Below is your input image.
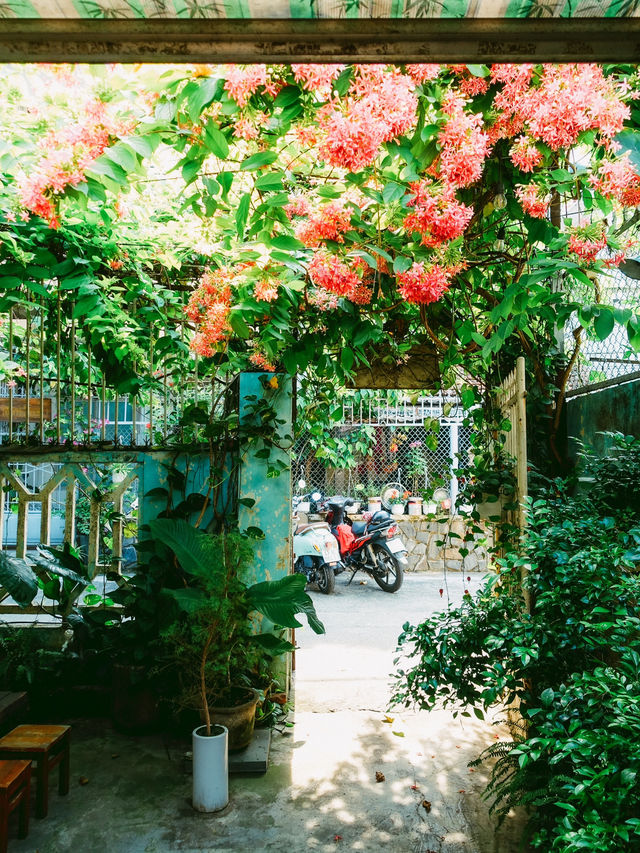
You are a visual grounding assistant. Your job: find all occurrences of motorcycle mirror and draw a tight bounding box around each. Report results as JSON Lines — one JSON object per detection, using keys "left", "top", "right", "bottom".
{"left": 311, "top": 491, "right": 322, "bottom": 502}
{"left": 298, "top": 479, "right": 306, "bottom": 490}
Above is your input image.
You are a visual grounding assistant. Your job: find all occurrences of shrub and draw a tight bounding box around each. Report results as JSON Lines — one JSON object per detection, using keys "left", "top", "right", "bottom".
{"left": 392, "top": 435, "right": 640, "bottom": 850}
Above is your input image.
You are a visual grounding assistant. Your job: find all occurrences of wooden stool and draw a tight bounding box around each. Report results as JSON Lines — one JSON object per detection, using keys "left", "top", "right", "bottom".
{"left": 0, "top": 760, "right": 31, "bottom": 853}
{"left": 0, "top": 726, "right": 70, "bottom": 819}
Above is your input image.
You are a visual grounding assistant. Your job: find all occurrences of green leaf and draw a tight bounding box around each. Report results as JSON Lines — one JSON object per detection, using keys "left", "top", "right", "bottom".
{"left": 540, "top": 687, "right": 555, "bottom": 706}
{"left": 164, "top": 587, "right": 207, "bottom": 614}
{"left": 0, "top": 552, "right": 38, "bottom": 607}
{"left": 393, "top": 256, "right": 412, "bottom": 274}
{"left": 236, "top": 193, "right": 251, "bottom": 237}
{"left": 274, "top": 85, "right": 301, "bottom": 108}
{"left": 241, "top": 151, "right": 278, "bottom": 171}
{"left": 341, "top": 347, "right": 354, "bottom": 371}
{"left": 72, "top": 294, "right": 100, "bottom": 319}
{"left": 593, "top": 308, "right": 615, "bottom": 341}
{"left": 203, "top": 122, "right": 229, "bottom": 159}
{"left": 147, "top": 518, "right": 223, "bottom": 581}
{"left": 466, "top": 64, "right": 489, "bottom": 77}
{"left": 247, "top": 574, "right": 325, "bottom": 634}
{"left": 229, "top": 312, "right": 251, "bottom": 338}
{"left": 188, "top": 76, "right": 222, "bottom": 122}
{"left": 269, "top": 235, "right": 304, "bottom": 251}
{"left": 250, "top": 632, "right": 296, "bottom": 655}
{"left": 182, "top": 158, "right": 202, "bottom": 186}
{"left": 255, "top": 172, "right": 283, "bottom": 192}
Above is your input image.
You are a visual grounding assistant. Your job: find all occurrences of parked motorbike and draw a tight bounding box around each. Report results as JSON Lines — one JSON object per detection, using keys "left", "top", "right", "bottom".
{"left": 292, "top": 491, "right": 343, "bottom": 594}
{"left": 324, "top": 495, "right": 407, "bottom": 593}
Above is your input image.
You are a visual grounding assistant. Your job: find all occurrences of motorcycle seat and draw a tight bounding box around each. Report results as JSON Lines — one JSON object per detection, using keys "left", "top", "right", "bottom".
{"left": 295, "top": 521, "right": 330, "bottom": 535}
{"left": 351, "top": 521, "right": 367, "bottom": 536}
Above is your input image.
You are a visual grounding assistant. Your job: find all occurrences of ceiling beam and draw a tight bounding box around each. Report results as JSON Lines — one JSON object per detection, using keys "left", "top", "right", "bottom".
{"left": 0, "top": 18, "right": 639, "bottom": 64}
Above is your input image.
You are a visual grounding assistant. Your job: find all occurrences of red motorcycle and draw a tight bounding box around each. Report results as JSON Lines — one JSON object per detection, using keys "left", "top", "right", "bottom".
{"left": 323, "top": 495, "right": 407, "bottom": 593}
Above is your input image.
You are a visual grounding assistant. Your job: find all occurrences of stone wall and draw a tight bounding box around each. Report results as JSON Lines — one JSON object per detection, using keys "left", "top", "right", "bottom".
{"left": 392, "top": 514, "right": 492, "bottom": 573}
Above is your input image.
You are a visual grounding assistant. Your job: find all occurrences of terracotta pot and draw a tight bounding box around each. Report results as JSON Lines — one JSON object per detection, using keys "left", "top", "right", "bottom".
{"left": 209, "top": 688, "right": 260, "bottom": 752}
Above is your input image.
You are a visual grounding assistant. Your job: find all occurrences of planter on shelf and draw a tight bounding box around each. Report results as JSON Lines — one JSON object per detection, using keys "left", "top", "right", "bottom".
{"left": 423, "top": 501, "right": 438, "bottom": 515}
{"left": 209, "top": 687, "right": 260, "bottom": 752}
{"left": 348, "top": 501, "right": 361, "bottom": 514}
{"left": 407, "top": 498, "right": 422, "bottom": 517}
{"left": 192, "top": 724, "right": 228, "bottom": 813}
{"left": 475, "top": 494, "right": 506, "bottom": 520}
{"left": 367, "top": 497, "right": 382, "bottom": 513}
{"left": 391, "top": 504, "right": 405, "bottom": 516}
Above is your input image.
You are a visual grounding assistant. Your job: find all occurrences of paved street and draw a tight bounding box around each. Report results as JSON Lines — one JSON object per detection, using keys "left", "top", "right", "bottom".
{"left": 296, "top": 571, "right": 486, "bottom": 712}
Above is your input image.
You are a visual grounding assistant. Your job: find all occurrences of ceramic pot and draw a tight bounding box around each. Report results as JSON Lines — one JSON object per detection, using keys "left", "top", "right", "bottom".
{"left": 210, "top": 688, "right": 260, "bottom": 752}
{"left": 367, "top": 497, "right": 382, "bottom": 513}
{"left": 192, "top": 724, "right": 228, "bottom": 813}
{"left": 391, "top": 504, "right": 404, "bottom": 516}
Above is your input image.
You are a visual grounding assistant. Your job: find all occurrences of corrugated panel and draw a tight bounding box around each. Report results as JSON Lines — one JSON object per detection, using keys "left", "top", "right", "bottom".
{"left": 2, "top": 0, "right": 639, "bottom": 18}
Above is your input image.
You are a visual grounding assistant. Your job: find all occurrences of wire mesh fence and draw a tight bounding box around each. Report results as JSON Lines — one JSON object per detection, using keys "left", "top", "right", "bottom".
{"left": 566, "top": 266, "right": 640, "bottom": 391}
{"left": 293, "top": 390, "right": 471, "bottom": 503}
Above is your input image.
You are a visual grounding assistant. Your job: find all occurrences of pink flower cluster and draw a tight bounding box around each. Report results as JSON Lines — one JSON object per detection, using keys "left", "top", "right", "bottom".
{"left": 233, "top": 112, "right": 268, "bottom": 141}
{"left": 438, "top": 94, "right": 490, "bottom": 189}
{"left": 254, "top": 277, "right": 279, "bottom": 302}
{"left": 591, "top": 155, "right": 640, "bottom": 207}
{"left": 568, "top": 227, "right": 608, "bottom": 262}
{"left": 308, "top": 251, "right": 361, "bottom": 297}
{"left": 396, "top": 262, "right": 453, "bottom": 305}
{"left": 292, "top": 64, "right": 345, "bottom": 96}
{"left": 19, "top": 100, "right": 132, "bottom": 228}
{"left": 515, "top": 183, "right": 550, "bottom": 219}
{"left": 284, "top": 195, "right": 312, "bottom": 219}
{"left": 318, "top": 66, "right": 418, "bottom": 172}
{"left": 405, "top": 64, "right": 441, "bottom": 84}
{"left": 249, "top": 350, "right": 276, "bottom": 371}
{"left": 186, "top": 267, "right": 234, "bottom": 356}
{"left": 510, "top": 135, "right": 543, "bottom": 173}
{"left": 224, "top": 65, "right": 268, "bottom": 108}
{"left": 404, "top": 180, "right": 473, "bottom": 247}
{"left": 295, "top": 200, "right": 352, "bottom": 248}
{"left": 491, "top": 64, "right": 629, "bottom": 151}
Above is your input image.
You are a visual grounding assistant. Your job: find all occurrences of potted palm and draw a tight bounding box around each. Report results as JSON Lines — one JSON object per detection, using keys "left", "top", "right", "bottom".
{"left": 147, "top": 518, "right": 324, "bottom": 813}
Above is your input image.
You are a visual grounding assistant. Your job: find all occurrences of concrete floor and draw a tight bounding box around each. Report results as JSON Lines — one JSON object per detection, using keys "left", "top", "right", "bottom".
{"left": 7, "top": 573, "right": 528, "bottom": 853}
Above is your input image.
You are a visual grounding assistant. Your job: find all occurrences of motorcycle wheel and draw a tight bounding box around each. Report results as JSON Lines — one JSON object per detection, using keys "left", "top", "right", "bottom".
{"left": 316, "top": 564, "right": 336, "bottom": 595}
{"left": 370, "top": 544, "right": 403, "bottom": 593}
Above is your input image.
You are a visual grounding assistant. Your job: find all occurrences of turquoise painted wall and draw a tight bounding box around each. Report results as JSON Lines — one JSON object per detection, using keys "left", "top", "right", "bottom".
{"left": 237, "top": 373, "right": 292, "bottom": 587}
{"left": 566, "top": 377, "right": 640, "bottom": 458}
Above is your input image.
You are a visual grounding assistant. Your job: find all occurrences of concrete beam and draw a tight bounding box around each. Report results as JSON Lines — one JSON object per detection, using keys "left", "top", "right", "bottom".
{"left": 0, "top": 18, "right": 639, "bottom": 64}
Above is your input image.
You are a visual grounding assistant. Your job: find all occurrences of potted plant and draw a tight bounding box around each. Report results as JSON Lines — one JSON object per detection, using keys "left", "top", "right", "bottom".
{"left": 456, "top": 450, "right": 517, "bottom": 521}
{"left": 421, "top": 475, "right": 448, "bottom": 515}
{"left": 146, "top": 518, "right": 324, "bottom": 813}
{"left": 388, "top": 489, "right": 406, "bottom": 516}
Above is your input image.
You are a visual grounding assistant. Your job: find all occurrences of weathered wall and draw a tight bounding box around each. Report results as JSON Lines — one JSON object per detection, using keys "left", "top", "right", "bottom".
{"left": 237, "top": 373, "right": 292, "bottom": 587}
{"left": 566, "top": 375, "right": 640, "bottom": 458}
{"left": 396, "top": 515, "right": 492, "bottom": 573}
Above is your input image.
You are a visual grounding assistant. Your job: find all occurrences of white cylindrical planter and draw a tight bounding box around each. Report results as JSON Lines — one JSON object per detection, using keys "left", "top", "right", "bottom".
{"left": 368, "top": 497, "right": 382, "bottom": 513}
{"left": 391, "top": 504, "right": 404, "bottom": 516}
{"left": 192, "top": 725, "right": 228, "bottom": 813}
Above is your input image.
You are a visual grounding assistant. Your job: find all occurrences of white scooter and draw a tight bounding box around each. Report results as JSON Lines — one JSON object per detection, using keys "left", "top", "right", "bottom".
{"left": 293, "top": 489, "right": 343, "bottom": 594}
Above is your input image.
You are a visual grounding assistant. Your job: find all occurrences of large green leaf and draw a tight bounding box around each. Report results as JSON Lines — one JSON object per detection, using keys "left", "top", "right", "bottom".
{"left": 147, "top": 518, "right": 221, "bottom": 581}
{"left": 251, "top": 632, "right": 296, "bottom": 655}
{"left": 247, "top": 574, "right": 325, "bottom": 634}
{"left": 164, "top": 587, "right": 208, "bottom": 614}
{"left": 0, "top": 552, "right": 38, "bottom": 607}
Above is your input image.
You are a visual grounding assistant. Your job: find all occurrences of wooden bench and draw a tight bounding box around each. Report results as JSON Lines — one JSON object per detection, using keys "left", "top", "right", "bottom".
{"left": 0, "top": 725, "right": 70, "bottom": 819}
{"left": 0, "top": 694, "right": 28, "bottom": 734}
{"left": 0, "top": 760, "right": 31, "bottom": 853}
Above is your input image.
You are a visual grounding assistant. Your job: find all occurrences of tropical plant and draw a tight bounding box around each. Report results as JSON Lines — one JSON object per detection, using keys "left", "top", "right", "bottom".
{"left": 148, "top": 518, "right": 324, "bottom": 735}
